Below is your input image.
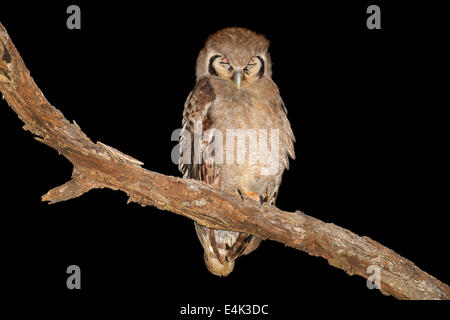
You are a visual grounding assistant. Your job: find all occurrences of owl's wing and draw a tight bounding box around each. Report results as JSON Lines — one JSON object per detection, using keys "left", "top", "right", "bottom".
{"left": 179, "top": 77, "right": 230, "bottom": 263}
{"left": 277, "top": 96, "right": 296, "bottom": 169}
{"left": 179, "top": 77, "right": 219, "bottom": 185}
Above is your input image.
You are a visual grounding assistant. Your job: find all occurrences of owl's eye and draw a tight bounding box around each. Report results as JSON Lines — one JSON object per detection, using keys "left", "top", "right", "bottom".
{"left": 219, "top": 57, "right": 232, "bottom": 70}
{"left": 244, "top": 57, "right": 258, "bottom": 73}
{"left": 247, "top": 58, "right": 256, "bottom": 66}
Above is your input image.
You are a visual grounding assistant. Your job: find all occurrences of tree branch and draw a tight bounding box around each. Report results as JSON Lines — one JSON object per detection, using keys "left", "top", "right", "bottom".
{"left": 0, "top": 22, "right": 448, "bottom": 300}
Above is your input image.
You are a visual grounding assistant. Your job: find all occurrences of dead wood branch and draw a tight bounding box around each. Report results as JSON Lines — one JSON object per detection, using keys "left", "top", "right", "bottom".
{"left": 0, "top": 22, "right": 448, "bottom": 300}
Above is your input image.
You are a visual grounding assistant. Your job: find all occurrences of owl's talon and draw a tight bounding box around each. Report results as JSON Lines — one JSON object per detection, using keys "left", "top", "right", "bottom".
{"left": 258, "top": 195, "right": 265, "bottom": 208}
{"left": 236, "top": 189, "right": 245, "bottom": 201}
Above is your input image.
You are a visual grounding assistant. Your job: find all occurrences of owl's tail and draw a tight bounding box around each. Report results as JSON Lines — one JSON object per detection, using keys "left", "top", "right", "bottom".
{"left": 204, "top": 251, "right": 235, "bottom": 277}
{"left": 195, "top": 223, "right": 235, "bottom": 276}
{"left": 195, "top": 223, "right": 262, "bottom": 276}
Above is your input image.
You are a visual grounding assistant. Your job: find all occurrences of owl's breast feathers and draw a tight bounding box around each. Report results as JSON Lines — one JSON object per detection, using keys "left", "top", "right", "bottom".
{"left": 180, "top": 76, "right": 295, "bottom": 181}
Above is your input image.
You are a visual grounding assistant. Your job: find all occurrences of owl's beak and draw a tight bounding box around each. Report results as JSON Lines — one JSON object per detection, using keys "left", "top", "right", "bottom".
{"left": 233, "top": 70, "right": 242, "bottom": 90}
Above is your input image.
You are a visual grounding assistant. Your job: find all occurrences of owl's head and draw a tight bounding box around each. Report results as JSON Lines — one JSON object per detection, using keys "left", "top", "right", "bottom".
{"left": 196, "top": 27, "right": 272, "bottom": 89}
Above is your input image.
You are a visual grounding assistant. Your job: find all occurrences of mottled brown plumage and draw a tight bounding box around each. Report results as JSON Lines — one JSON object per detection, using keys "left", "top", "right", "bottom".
{"left": 179, "top": 27, "right": 295, "bottom": 276}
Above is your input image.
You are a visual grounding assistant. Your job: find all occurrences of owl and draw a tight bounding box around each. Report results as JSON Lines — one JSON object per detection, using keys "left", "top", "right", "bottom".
{"left": 179, "top": 27, "right": 295, "bottom": 276}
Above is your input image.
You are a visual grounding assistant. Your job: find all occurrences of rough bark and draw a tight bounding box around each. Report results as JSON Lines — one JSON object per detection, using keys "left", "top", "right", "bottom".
{"left": 0, "top": 22, "right": 448, "bottom": 300}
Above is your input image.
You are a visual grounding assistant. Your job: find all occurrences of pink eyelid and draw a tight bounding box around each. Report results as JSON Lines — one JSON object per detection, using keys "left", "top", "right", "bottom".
{"left": 220, "top": 57, "right": 229, "bottom": 63}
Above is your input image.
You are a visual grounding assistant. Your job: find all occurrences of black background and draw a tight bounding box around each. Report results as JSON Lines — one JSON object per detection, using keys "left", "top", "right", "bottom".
{"left": 0, "top": 0, "right": 448, "bottom": 316}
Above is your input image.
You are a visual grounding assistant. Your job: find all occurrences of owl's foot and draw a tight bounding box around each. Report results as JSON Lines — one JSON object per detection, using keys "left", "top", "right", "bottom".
{"left": 236, "top": 189, "right": 245, "bottom": 201}
{"left": 258, "top": 195, "right": 267, "bottom": 208}
{"left": 236, "top": 189, "right": 264, "bottom": 207}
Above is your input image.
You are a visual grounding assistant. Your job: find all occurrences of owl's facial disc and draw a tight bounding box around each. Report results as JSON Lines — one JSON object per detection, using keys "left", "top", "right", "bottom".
{"left": 209, "top": 54, "right": 264, "bottom": 89}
